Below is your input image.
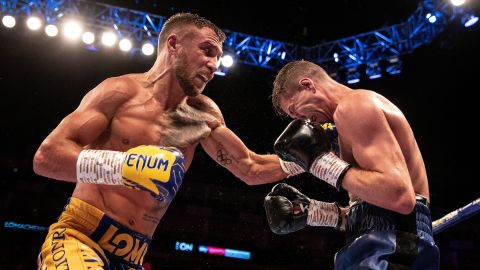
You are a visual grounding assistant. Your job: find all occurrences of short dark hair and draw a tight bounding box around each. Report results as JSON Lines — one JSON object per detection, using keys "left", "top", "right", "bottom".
{"left": 272, "top": 60, "right": 328, "bottom": 116}
{"left": 158, "top": 13, "right": 226, "bottom": 50}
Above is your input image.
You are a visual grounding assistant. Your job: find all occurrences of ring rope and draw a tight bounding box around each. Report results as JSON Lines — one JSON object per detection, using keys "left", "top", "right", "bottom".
{"left": 432, "top": 198, "right": 480, "bottom": 235}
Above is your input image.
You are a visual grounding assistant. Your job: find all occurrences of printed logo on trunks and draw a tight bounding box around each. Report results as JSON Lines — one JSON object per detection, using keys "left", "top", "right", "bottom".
{"left": 50, "top": 228, "right": 70, "bottom": 269}
{"left": 98, "top": 224, "right": 149, "bottom": 265}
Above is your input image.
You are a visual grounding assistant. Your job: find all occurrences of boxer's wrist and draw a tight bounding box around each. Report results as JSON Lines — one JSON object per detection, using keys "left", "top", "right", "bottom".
{"left": 76, "top": 149, "right": 126, "bottom": 185}
{"left": 279, "top": 158, "right": 305, "bottom": 177}
{"left": 309, "top": 152, "right": 351, "bottom": 190}
{"left": 306, "top": 200, "right": 342, "bottom": 229}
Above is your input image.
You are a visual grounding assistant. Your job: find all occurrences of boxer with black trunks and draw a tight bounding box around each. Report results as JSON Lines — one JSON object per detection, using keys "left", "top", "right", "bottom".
{"left": 264, "top": 60, "right": 440, "bottom": 269}
{"left": 33, "top": 13, "right": 291, "bottom": 269}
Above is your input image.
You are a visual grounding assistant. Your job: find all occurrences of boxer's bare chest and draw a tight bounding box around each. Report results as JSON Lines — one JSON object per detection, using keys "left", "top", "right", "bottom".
{"left": 96, "top": 96, "right": 214, "bottom": 168}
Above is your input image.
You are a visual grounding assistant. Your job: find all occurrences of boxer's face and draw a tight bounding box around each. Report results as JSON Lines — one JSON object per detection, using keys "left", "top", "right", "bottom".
{"left": 279, "top": 88, "right": 328, "bottom": 123}
{"left": 174, "top": 27, "right": 222, "bottom": 96}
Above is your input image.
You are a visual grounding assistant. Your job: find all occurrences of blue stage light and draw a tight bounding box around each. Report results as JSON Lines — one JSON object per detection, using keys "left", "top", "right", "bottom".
{"left": 346, "top": 67, "right": 360, "bottom": 84}
{"left": 386, "top": 57, "right": 402, "bottom": 75}
{"left": 426, "top": 13, "right": 437, "bottom": 23}
{"left": 366, "top": 62, "right": 382, "bottom": 79}
{"left": 462, "top": 14, "right": 478, "bottom": 28}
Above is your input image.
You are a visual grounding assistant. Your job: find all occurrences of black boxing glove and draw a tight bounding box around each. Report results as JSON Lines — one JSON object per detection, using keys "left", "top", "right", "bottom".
{"left": 274, "top": 119, "right": 351, "bottom": 190}
{"left": 264, "top": 183, "right": 342, "bottom": 235}
{"left": 277, "top": 122, "right": 340, "bottom": 177}
{"left": 264, "top": 183, "right": 310, "bottom": 234}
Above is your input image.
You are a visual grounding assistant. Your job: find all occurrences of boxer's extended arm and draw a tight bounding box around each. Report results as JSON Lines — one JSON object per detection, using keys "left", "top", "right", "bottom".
{"left": 201, "top": 125, "right": 287, "bottom": 185}
{"left": 33, "top": 77, "right": 132, "bottom": 182}
{"left": 336, "top": 98, "right": 416, "bottom": 214}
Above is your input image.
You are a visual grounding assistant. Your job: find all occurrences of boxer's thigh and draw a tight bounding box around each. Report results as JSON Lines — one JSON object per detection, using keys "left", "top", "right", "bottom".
{"left": 38, "top": 226, "right": 108, "bottom": 270}
{"left": 334, "top": 231, "right": 396, "bottom": 270}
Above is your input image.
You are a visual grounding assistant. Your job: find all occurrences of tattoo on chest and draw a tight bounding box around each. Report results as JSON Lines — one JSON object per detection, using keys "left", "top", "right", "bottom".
{"left": 142, "top": 214, "right": 160, "bottom": 224}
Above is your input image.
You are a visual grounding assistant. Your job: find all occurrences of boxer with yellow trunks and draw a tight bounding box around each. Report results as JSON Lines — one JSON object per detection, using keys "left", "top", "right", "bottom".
{"left": 38, "top": 197, "right": 151, "bottom": 269}
{"left": 38, "top": 145, "right": 185, "bottom": 270}
{"left": 33, "top": 13, "right": 293, "bottom": 270}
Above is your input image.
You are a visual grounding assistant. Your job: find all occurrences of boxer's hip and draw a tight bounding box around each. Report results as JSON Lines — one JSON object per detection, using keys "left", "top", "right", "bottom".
{"left": 41, "top": 197, "right": 151, "bottom": 269}
{"left": 334, "top": 195, "right": 439, "bottom": 270}
{"left": 346, "top": 195, "right": 434, "bottom": 243}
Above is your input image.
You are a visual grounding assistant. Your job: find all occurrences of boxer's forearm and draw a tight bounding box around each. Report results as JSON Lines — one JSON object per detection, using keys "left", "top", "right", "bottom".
{"left": 202, "top": 125, "right": 288, "bottom": 185}
{"left": 341, "top": 167, "right": 416, "bottom": 215}
{"left": 241, "top": 153, "right": 289, "bottom": 185}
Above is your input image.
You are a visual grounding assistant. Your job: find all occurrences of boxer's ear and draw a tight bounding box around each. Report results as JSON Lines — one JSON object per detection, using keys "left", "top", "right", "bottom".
{"left": 299, "top": 78, "right": 315, "bottom": 92}
{"left": 167, "top": 34, "right": 178, "bottom": 53}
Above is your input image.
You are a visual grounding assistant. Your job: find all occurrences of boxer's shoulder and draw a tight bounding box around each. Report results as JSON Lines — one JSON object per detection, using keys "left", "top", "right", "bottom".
{"left": 186, "top": 94, "right": 219, "bottom": 111}
{"left": 83, "top": 75, "right": 139, "bottom": 109}
{"left": 186, "top": 95, "right": 224, "bottom": 124}
{"left": 334, "top": 92, "right": 379, "bottom": 126}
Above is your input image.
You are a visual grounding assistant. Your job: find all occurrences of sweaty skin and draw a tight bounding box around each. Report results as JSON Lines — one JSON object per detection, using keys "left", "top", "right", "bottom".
{"left": 335, "top": 90, "right": 429, "bottom": 210}
{"left": 34, "top": 26, "right": 286, "bottom": 237}
{"left": 73, "top": 75, "right": 220, "bottom": 236}
{"left": 280, "top": 85, "right": 429, "bottom": 214}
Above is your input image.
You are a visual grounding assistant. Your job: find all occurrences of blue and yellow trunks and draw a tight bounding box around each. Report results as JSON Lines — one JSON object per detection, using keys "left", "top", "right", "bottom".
{"left": 38, "top": 197, "right": 151, "bottom": 270}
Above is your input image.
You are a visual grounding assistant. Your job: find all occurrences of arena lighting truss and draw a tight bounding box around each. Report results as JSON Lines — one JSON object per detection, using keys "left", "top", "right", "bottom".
{"left": 0, "top": 0, "right": 477, "bottom": 79}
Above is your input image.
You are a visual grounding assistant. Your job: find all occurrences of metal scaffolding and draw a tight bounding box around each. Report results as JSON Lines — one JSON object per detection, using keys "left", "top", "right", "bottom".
{"left": 0, "top": 0, "right": 473, "bottom": 75}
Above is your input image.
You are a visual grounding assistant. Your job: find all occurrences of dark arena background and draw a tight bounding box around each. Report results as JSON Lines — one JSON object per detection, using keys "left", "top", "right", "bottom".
{"left": 1, "top": 0, "right": 479, "bottom": 269}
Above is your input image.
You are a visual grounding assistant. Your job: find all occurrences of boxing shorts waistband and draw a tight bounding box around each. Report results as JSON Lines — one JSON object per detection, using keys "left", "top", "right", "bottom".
{"left": 60, "top": 197, "right": 151, "bottom": 268}
{"left": 346, "top": 195, "right": 434, "bottom": 244}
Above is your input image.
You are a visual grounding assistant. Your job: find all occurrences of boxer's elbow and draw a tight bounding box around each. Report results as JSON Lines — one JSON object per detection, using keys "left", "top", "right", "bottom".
{"left": 378, "top": 170, "right": 415, "bottom": 214}
{"left": 390, "top": 187, "right": 416, "bottom": 215}
{"left": 33, "top": 144, "right": 50, "bottom": 177}
{"left": 396, "top": 197, "right": 416, "bottom": 215}
{"left": 33, "top": 141, "right": 59, "bottom": 177}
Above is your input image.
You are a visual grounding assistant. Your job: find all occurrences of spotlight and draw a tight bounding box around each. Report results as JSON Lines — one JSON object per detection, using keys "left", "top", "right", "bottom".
{"left": 101, "top": 32, "right": 117, "bottom": 46}
{"left": 426, "top": 13, "right": 437, "bottom": 23}
{"left": 2, "top": 15, "right": 16, "bottom": 28}
{"left": 386, "top": 57, "right": 402, "bottom": 75}
{"left": 461, "top": 14, "right": 478, "bottom": 28}
{"left": 365, "top": 62, "right": 382, "bottom": 79}
{"left": 26, "top": 17, "right": 42, "bottom": 31}
{"left": 220, "top": 54, "right": 234, "bottom": 68}
{"left": 141, "top": 42, "right": 155, "bottom": 56}
{"left": 346, "top": 67, "right": 360, "bottom": 84}
{"left": 82, "top": 32, "right": 95, "bottom": 44}
{"left": 215, "top": 55, "right": 233, "bottom": 76}
{"left": 450, "top": 0, "right": 465, "bottom": 6}
{"left": 333, "top": 53, "right": 339, "bottom": 63}
{"left": 63, "top": 21, "right": 82, "bottom": 40}
{"left": 45, "top": 24, "right": 58, "bottom": 37}
{"left": 119, "top": 38, "right": 132, "bottom": 52}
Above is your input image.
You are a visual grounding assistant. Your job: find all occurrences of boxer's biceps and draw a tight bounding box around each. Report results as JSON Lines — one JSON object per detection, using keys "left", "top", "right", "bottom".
{"left": 66, "top": 109, "right": 110, "bottom": 146}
